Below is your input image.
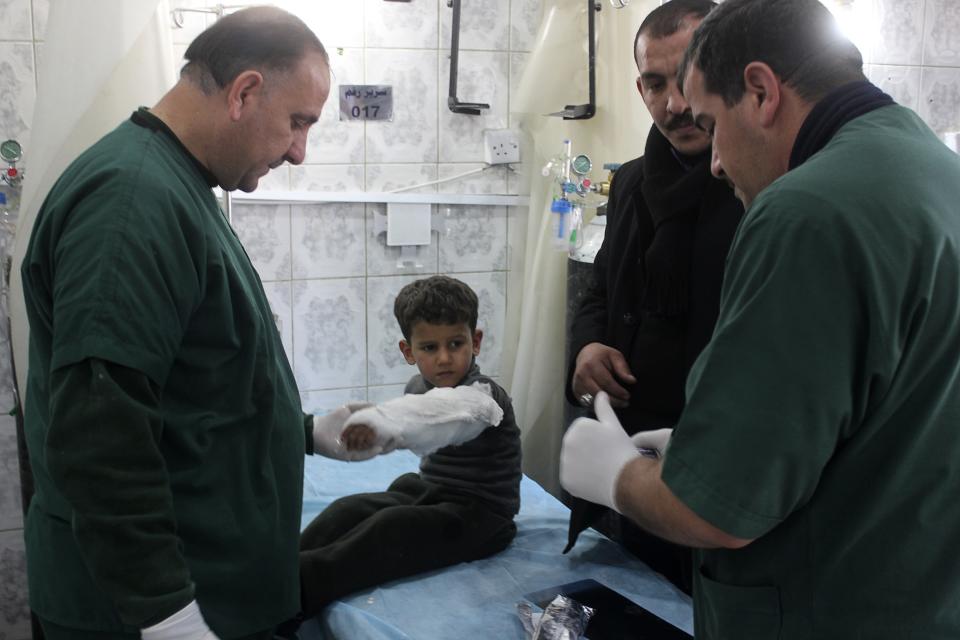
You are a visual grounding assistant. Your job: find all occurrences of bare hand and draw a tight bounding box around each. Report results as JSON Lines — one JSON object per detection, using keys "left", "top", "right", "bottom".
{"left": 572, "top": 342, "right": 636, "bottom": 408}
{"left": 341, "top": 423, "right": 375, "bottom": 451}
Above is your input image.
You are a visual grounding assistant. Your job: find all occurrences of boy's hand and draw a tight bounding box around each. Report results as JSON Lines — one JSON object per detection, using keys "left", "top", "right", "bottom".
{"left": 313, "top": 405, "right": 383, "bottom": 461}
{"left": 341, "top": 423, "right": 375, "bottom": 451}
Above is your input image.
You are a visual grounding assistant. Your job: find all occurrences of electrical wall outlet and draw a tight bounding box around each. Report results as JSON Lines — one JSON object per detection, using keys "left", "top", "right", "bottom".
{"left": 483, "top": 129, "right": 521, "bottom": 165}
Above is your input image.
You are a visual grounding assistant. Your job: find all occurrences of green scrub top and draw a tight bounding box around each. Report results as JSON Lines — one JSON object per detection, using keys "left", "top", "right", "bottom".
{"left": 21, "top": 110, "right": 304, "bottom": 636}
{"left": 662, "top": 106, "right": 960, "bottom": 639}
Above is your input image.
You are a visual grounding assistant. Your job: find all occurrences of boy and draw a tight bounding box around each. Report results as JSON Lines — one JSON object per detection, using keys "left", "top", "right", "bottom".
{"left": 297, "top": 275, "right": 522, "bottom": 617}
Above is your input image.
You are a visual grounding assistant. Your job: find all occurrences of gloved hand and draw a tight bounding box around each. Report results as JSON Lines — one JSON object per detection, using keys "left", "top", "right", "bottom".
{"left": 560, "top": 391, "right": 640, "bottom": 512}
{"left": 141, "top": 600, "right": 220, "bottom": 640}
{"left": 312, "top": 403, "right": 389, "bottom": 461}
{"left": 630, "top": 428, "right": 673, "bottom": 459}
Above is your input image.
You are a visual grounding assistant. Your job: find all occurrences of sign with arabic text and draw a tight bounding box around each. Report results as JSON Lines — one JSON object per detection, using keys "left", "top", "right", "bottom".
{"left": 339, "top": 85, "right": 394, "bottom": 121}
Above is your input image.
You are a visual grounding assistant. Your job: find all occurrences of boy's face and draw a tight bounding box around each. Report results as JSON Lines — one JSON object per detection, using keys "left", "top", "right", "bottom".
{"left": 399, "top": 321, "right": 482, "bottom": 388}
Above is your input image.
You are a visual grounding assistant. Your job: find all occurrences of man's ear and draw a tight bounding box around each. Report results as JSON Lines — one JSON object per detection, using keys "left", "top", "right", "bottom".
{"left": 399, "top": 339, "right": 416, "bottom": 365}
{"left": 226, "top": 70, "right": 265, "bottom": 122}
{"left": 472, "top": 329, "right": 483, "bottom": 356}
{"left": 742, "top": 61, "right": 781, "bottom": 128}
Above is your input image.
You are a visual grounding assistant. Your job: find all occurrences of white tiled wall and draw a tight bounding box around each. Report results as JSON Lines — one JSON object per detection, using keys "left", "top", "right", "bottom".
{"left": 1, "top": 0, "right": 959, "bottom": 635}
{"left": 221, "top": 1, "right": 539, "bottom": 419}
{"left": 863, "top": 0, "right": 960, "bottom": 139}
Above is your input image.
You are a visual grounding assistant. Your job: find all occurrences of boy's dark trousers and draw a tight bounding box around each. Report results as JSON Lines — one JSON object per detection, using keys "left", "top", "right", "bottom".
{"left": 298, "top": 472, "right": 517, "bottom": 617}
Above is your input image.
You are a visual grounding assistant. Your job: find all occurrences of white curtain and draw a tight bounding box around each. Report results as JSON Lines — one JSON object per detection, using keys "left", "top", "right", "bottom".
{"left": 504, "top": 0, "right": 658, "bottom": 496}
{"left": 9, "top": 0, "right": 177, "bottom": 399}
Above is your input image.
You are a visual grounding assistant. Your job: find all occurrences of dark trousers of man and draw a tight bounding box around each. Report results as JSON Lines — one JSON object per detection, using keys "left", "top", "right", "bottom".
{"left": 595, "top": 510, "right": 693, "bottom": 595}
{"left": 298, "top": 472, "right": 517, "bottom": 617}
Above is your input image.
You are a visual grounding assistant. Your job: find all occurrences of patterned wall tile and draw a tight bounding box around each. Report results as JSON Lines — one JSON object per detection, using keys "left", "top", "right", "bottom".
{"left": 255, "top": 165, "right": 291, "bottom": 192}
{"left": 439, "top": 51, "right": 510, "bottom": 163}
{"left": 263, "top": 280, "right": 294, "bottom": 366}
{"left": 276, "top": 0, "right": 364, "bottom": 49}
{"left": 0, "top": 415, "right": 22, "bottom": 531}
{"left": 366, "top": 275, "right": 421, "bottom": 386}
{"left": 440, "top": 0, "right": 509, "bottom": 51}
{"left": 872, "top": 0, "right": 925, "bottom": 65}
{"left": 301, "top": 387, "right": 368, "bottom": 416}
{"left": 291, "top": 278, "right": 367, "bottom": 391}
{"left": 438, "top": 163, "right": 508, "bottom": 195}
{"left": 919, "top": 67, "right": 960, "bottom": 137}
{"left": 510, "top": 0, "right": 542, "bottom": 52}
{"left": 455, "top": 271, "right": 507, "bottom": 377}
{"left": 0, "top": 284, "right": 15, "bottom": 412}
{"left": 0, "top": 0, "right": 31, "bottom": 40}
{"left": 867, "top": 64, "right": 922, "bottom": 111}
{"left": 365, "top": 0, "right": 438, "bottom": 49}
{"left": 366, "top": 163, "right": 437, "bottom": 194}
{"left": 231, "top": 203, "right": 292, "bottom": 281}
{"left": 0, "top": 43, "right": 35, "bottom": 145}
{"left": 509, "top": 52, "right": 530, "bottom": 129}
{"left": 365, "top": 201, "right": 439, "bottom": 277}
{"left": 30, "top": 0, "right": 47, "bottom": 40}
{"left": 365, "top": 49, "right": 439, "bottom": 163}
{"left": 292, "top": 203, "right": 366, "bottom": 279}
{"left": 305, "top": 47, "right": 365, "bottom": 165}
{"left": 367, "top": 383, "right": 407, "bottom": 404}
{"left": 924, "top": 0, "right": 960, "bottom": 67}
{"left": 506, "top": 161, "right": 529, "bottom": 196}
{"left": 291, "top": 164, "right": 365, "bottom": 192}
{"left": 438, "top": 204, "right": 508, "bottom": 273}
{"left": 0, "top": 529, "right": 30, "bottom": 639}
{"left": 505, "top": 205, "right": 523, "bottom": 271}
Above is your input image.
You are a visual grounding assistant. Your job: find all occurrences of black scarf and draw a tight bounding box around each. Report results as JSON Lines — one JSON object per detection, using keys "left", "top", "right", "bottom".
{"left": 637, "top": 125, "right": 712, "bottom": 318}
{"left": 789, "top": 80, "right": 894, "bottom": 170}
{"left": 563, "top": 127, "right": 744, "bottom": 559}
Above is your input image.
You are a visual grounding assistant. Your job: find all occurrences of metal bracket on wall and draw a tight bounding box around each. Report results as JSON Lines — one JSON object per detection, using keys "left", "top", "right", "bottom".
{"left": 549, "top": 0, "right": 600, "bottom": 120}
{"left": 446, "top": 0, "right": 490, "bottom": 115}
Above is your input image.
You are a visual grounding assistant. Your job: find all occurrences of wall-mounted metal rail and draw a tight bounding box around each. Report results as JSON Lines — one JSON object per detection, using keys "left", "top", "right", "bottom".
{"left": 549, "top": 0, "right": 599, "bottom": 120}
{"left": 447, "top": 0, "right": 490, "bottom": 115}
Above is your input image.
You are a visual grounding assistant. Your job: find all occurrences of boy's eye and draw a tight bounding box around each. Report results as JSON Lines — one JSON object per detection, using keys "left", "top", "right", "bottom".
{"left": 449, "top": 340, "right": 464, "bottom": 349}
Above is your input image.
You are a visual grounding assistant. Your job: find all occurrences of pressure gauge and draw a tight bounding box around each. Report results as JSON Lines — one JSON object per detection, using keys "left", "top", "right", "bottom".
{"left": 571, "top": 153, "right": 593, "bottom": 176}
{"left": 0, "top": 140, "right": 22, "bottom": 163}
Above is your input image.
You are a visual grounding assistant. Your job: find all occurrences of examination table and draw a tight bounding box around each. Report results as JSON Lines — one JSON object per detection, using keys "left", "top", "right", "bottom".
{"left": 297, "top": 451, "right": 694, "bottom": 639}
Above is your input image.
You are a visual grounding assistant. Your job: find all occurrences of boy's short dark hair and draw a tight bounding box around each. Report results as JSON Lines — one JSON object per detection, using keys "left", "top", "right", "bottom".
{"left": 182, "top": 6, "right": 329, "bottom": 94}
{"left": 393, "top": 276, "right": 479, "bottom": 341}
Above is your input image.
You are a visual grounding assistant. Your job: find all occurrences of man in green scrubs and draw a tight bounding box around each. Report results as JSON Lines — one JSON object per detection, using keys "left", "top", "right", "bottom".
{"left": 560, "top": 0, "right": 960, "bottom": 638}
{"left": 20, "top": 7, "right": 367, "bottom": 640}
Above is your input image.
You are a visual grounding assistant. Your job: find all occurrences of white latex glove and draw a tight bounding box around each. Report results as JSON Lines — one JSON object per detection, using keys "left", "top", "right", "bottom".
{"left": 141, "top": 600, "right": 220, "bottom": 640}
{"left": 630, "top": 428, "right": 673, "bottom": 459}
{"left": 560, "top": 391, "right": 640, "bottom": 512}
{"left": 312, "top": 403, "right": 389, "bottom": 461}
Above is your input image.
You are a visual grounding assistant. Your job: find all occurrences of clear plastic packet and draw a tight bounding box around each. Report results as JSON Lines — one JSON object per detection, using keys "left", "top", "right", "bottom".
{"left": 517, "top": 594, "right": 595, "bottom": 640}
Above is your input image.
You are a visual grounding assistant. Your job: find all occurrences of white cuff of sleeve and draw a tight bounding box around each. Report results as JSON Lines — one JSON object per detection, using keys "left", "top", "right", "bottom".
{"left": 141, "top": 600, "right": 217, "bottom": 640}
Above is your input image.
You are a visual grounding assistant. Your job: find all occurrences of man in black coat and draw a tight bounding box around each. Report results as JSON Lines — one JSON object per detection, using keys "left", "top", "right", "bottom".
{"left": 564, "top": 0, "right": 743, "bottom": 593}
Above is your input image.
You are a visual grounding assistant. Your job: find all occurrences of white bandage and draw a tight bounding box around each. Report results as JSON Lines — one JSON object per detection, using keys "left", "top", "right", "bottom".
{"left": 343, "top": 382, "right": 504, "bottom": 456}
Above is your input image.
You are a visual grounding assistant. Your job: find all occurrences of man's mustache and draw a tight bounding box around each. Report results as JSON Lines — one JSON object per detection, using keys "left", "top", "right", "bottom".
{"left": 666, "top": 113, "right": 695, "bottom": 131}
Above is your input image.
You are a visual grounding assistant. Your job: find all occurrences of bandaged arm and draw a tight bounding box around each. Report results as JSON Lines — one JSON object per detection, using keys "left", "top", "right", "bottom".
{"left": 343, "top": 382, "right": 504, "bottom": 456}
